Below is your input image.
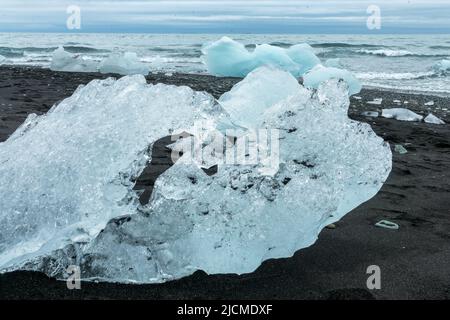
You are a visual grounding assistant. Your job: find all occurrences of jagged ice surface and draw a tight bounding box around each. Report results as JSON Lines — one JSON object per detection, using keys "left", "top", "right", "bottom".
{"left": 50, "top": 46, "right": 98, "bottom": 72}
{"left": 0, "top": 68, "right": 391, "bottom": 283}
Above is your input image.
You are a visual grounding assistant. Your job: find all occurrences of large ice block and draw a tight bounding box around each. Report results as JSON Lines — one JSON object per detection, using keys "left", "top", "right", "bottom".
{"left": 0, "top": 68, "right": 391, "bottom": 283}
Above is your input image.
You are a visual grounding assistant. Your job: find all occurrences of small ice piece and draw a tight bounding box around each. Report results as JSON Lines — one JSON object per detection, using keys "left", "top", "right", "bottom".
{"left": 164, "top": 72, "right": 173, "bottom": 77}
{"left": 393, "top": 99, "right": 401, "bottom": 104}
{"left": 394, "top": 144, "right": 408, "bottom": 154}
{"left": 375, "top": 220, "right": 399, "bottom": 230}
{"left": 99, "top": 52, "right": 149, "bottom": 75}
{"left": 433, "top": 59, "right": 450, "bottom": 73}
{"left": 325, "top": 58, "right": 341, "bottom": 68}
{"left": 424, "top": 101, "right": 434, "bottom": 106}
{"left": 353, "top": 96, "right": 362, "bottom": 100}
{"left": 404, "top": 101, "right": 409, "bottom": 104}
{"left": 50, "top": 46, "right": 98, "bottom": 72}
{"left": 381, "top": 108, "right": 423, "bottom": 122}
{"left": 424, "top": 113, "right": 445, "bottom": 124}
{"left": 361, "top": 111, "right": 379, "bottom": 117}
{"left": 201, "top": 36, "right": 320, "bottom": 77}
{"left": 303, "top": 65, "right": 362, "bottom": 95}
{"left": 367, "top": 98, "right": 382, "bottom": 105}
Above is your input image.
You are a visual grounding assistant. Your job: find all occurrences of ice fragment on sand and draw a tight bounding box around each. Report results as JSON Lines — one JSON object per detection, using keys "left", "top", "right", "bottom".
{"left": 375, "top": 220, "right": 399, "bottom": 230}
{"left": 0, "top": 68, "right": 391, "bottom": 283}
{"left": 367, "top": 98, "right": 382, "bottom": 105}
{"left": 394, "top": 144, "right": 408, "bottom": 154}
{"left": 381, "top": 108, "right": 423, "bottom": 122}
{"left": 424, "top": 113, "right": 445, "bottom": 124}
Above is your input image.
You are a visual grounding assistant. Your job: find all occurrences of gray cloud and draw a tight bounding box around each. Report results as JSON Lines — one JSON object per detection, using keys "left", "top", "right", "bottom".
{"left": 0, "top": 0, "right": 448, "bottom": 33}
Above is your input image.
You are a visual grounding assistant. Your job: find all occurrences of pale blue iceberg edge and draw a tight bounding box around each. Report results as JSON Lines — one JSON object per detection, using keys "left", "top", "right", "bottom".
{"left": 202, "top": 36, "right": 362, "bottom": 95}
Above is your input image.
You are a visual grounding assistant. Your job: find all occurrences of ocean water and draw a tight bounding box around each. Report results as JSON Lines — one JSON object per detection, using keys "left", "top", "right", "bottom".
{"left": 0, "top": 33, "right": 449, "bottom": 95}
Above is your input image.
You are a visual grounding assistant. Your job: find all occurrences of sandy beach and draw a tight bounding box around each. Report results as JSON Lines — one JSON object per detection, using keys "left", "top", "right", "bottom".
{"left": 0, "top": 65, "right": 449, "bottom": 300}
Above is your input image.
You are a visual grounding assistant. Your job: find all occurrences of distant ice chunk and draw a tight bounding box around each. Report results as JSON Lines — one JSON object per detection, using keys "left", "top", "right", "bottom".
{"left": 381, "top": 108, "right": 423, "bottom": 122}
{"left": 303, "top": 65, "right": 362, "bottom": 95}
{"left": 50, "top": 46, "right": 98, "bottom": 72}
{"left": 433, "top": 59, "right": 450, "bottom": 73}
{"left": 99, "top": 52, "right": 149, "bottom": 75}
{"left": 424, "top": 101, "right": 434, "bottom": 106}
{"left": 0, "top": 69, "right": 391, "bottom": 283}
{"left": 201, "top": 36, "right": 320, "bottom": 77}
{"left": 424, "top": 113, "right": 445, "bottom": 124}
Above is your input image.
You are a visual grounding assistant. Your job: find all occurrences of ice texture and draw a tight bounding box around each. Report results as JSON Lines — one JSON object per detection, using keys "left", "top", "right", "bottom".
{"left": 0, "top": 67, "right": 391, "bottom": 283}
{"left": 217, "top": 66, "right": 300, "bottom": 128}
{"left": 381, "top": 108, "right": 423, "bottom": 122}
{"left": 50, "top": 47, "right": 149, "bottom": 75}
{"left": 99, "top": 52, "right": 150, "bottom": 76}
{"left": 424, "top": 113, "right": 445, "bottom": 124}
{"left": 201, "top": 36, "right": 320, "bottom": 77}
{"left": 0, "top": 55, "right": 6, "bottom": 65}
{"left": 433, "top": 59, "right": 450, "bottom": 74}
{"left": 303, "top": 65, "right": 362, "bottom": 95}
{"left": 50, "top": 46, "right": 98, "bottom": 72}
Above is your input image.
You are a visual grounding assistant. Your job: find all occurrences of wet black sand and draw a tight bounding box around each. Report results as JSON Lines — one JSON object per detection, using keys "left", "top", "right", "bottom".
{"left": 0, "top": 66, "right": 449, "bottom": 300}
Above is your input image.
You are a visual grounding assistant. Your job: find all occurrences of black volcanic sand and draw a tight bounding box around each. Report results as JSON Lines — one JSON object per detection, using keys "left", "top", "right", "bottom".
{"left": 0, "top": 66, "right": 449, "bottom": 300}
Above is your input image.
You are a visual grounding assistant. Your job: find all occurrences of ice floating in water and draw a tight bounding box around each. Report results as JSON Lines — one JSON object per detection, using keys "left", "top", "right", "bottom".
{"left": 424, "top": 101, "right": 434, "bottom": 106}
{"left": 0, "top": 67, "right": 391, "bottom": 283}
{"left": 201, "top": 36, "right": 320, "bottom": 77}
{"left": 382, "top": 108, "right": 423, "bottom": 122}
{"left": 50, "top": 46, "right": 98, "bottom": 72}
{"left": 433, "top": 59, "right": 450, "bottom": 74}
{"left": 424, "top": 113, "right": 445, "bottom": 124}
{"left": 367, "top": 98, "right": 383, "bottom": 105}
{"left": 99, "top": 52, "right": 149, "bottom": 76}
{"left": 303, "top": 65, "right": 362, "bottom": 95}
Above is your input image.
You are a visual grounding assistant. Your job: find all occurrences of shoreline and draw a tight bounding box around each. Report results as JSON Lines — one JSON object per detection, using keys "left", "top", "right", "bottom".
{"left": 1, "top": 65, "right": 449, "bottom": 299}
{"left": 2, "top": 64, "right": 450, "bottom": 98}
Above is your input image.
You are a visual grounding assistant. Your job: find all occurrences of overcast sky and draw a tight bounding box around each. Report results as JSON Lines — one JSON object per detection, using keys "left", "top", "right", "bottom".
{"left": 0, "top": 0, "right": 449, "bottom": 33}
